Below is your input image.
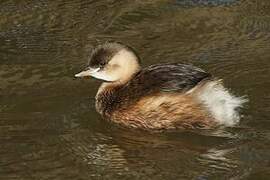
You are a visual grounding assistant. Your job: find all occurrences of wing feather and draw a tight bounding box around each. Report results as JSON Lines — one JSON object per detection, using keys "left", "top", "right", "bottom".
{"left": 125, "top": 63, "right": 211, "bottom": 94}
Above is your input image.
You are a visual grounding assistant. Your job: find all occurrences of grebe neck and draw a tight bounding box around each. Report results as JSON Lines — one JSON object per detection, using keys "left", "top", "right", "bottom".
{"left": 95, "top": 71, "right": 139, "bottom": 116}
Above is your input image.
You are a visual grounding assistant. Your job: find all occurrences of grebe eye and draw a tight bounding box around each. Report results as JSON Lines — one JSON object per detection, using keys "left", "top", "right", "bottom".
{"left": 99, "top": 62, "right": 106, "bottom": 70}
{"left": 100, "top": 62, "right": 106, "bottom": 66}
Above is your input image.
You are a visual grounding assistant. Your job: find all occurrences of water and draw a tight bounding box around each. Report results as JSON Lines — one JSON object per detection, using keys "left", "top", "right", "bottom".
{"left": 0, "top": 0, "right": 270, "bottom": 179}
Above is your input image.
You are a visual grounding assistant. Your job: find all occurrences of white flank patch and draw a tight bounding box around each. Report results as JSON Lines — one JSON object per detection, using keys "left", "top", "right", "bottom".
{"left": 191, "top": 80, "right": 248, "bottom": 126}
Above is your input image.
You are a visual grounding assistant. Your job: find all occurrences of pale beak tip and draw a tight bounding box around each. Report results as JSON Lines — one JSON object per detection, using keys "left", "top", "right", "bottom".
{"left": 74, "top": 69, "right": 93, "bottom": 78}
{"left": 74, "top": 73, "right": 81, "bottom": 78}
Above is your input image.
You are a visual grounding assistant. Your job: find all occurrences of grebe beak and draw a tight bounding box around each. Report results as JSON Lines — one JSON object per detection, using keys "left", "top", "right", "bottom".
{"left": 75, "top": 67, "right": 100, "bottom": 78}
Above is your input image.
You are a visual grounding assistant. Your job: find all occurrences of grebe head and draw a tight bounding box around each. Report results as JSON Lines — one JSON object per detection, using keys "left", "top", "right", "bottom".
{"left": 75, "top": 42, "right": 141, "bottom": 83}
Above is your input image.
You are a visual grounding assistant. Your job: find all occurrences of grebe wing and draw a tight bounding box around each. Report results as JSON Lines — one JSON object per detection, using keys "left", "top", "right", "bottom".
{"left": 127, "top": 63, "right": 211, "bottom": 94}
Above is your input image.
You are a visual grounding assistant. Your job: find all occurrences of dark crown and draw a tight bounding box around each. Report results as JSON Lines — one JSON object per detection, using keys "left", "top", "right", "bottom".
{"left": 88, "top": 42, "right": 127, "bottom": 68}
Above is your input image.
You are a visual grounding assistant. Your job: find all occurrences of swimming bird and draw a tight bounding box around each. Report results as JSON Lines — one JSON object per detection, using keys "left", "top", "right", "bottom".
{"left": 75, "top": 42, "right": 246, "bottom": 131}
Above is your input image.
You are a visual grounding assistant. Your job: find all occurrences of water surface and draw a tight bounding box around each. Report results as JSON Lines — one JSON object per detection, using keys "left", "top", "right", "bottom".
{"left": 1, "top": 0, "right": 270, "bottom": 179}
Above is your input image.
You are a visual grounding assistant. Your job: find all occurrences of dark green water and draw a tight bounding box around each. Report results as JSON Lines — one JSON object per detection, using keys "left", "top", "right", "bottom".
{"left": 1, "top": 0, "right": 270, "bottom": 179}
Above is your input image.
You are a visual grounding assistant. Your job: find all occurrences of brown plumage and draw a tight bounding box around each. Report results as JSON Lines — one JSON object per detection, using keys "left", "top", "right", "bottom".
{"left": 110, "top": 93, "right": 216, "bottom": 130}
{"left": 75, "top": 42, "right": 245, "bottom": 131}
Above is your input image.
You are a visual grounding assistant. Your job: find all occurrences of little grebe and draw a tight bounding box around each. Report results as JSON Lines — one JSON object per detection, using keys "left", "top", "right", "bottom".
{"left": 75, "top": 42, "right": 246, "bottom": 130}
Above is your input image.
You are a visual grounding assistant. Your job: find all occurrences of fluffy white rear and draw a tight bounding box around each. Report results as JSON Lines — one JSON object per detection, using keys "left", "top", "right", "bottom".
{"left": 190, "top": 80, "right": 247, "bottom": 126}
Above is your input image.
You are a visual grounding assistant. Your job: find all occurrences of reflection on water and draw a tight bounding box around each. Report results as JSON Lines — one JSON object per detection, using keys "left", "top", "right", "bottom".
{"left": 1, "top": 0, "right": 270, "bottom": 179}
